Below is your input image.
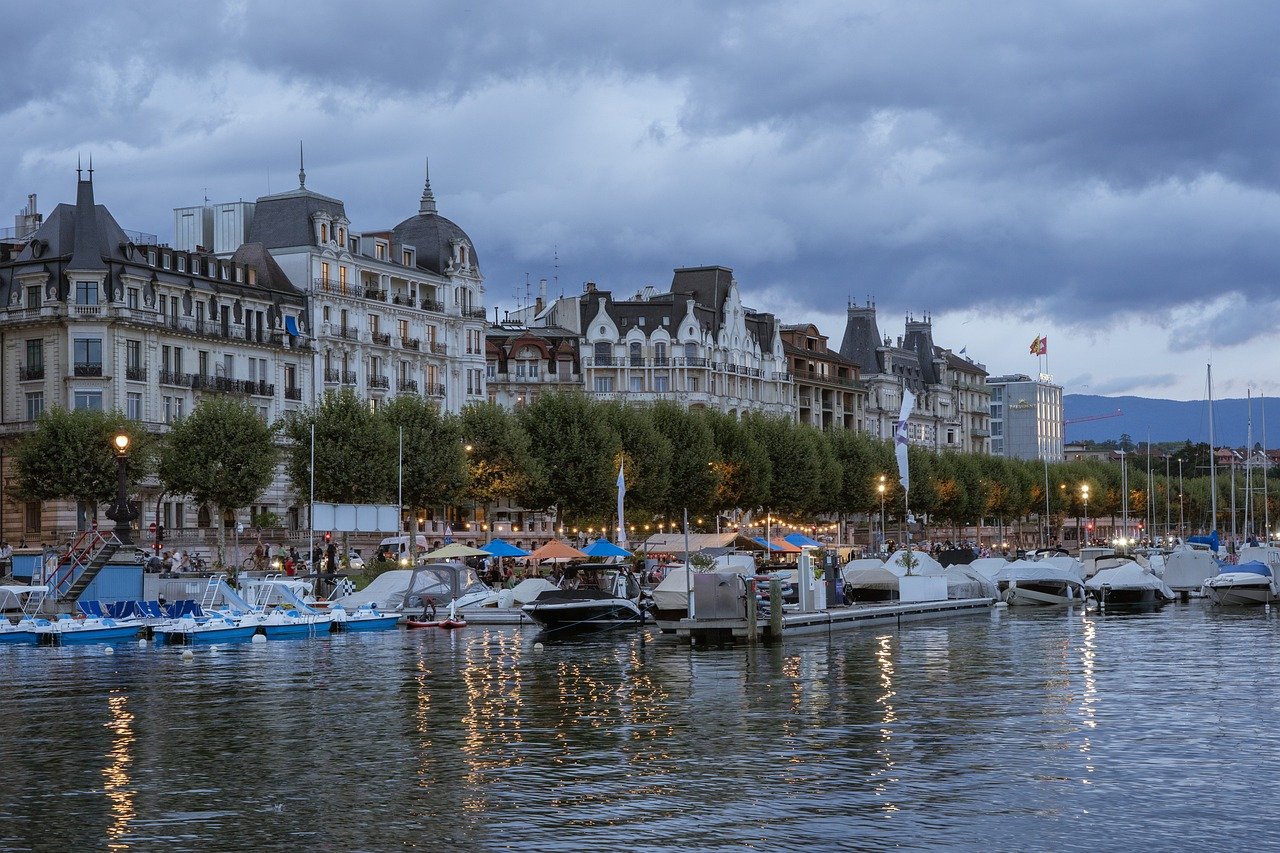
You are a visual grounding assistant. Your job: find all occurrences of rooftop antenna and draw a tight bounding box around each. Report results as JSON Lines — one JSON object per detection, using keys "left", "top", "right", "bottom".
{"left": 77, "top": 153, "right": 82, "bottom": 181}
{"left": 298, "top": 141, "right": 306, "bottom": 189}
{"left": 554, "top": 244, "right": 561, "bottom": 298}
{"left": 88, "top": 153, "right": 93, "bottom": 180}
{"left": 203, "top": 187, "right": 210, "bottom": 205}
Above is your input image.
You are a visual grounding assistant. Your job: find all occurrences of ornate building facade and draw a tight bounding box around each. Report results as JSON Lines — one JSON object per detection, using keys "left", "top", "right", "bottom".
{"left": 780, "top": 323, "right": 865, "bottom": 431}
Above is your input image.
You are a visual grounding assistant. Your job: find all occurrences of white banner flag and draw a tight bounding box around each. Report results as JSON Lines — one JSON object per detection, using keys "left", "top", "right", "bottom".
{"left": 895, "top": 389, "right": 915, "bottom": 492}
{"left": 616, "top": 461, "right": 627, "bottom": 548}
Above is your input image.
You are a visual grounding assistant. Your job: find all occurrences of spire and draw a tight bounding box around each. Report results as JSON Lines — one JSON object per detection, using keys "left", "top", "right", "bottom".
{"left": 69, "top": 166, "right": 107, "bottom": 272}
{"left": 298, "top": 141, "right": 306, "bottom": 189}
{"left": 88, "top": 153, "right": 93, "bottom": 180}
{"left": 77, "top": 153, "right": 82, "bottom": 181}
{"left": 419, "top": 157, "right": 437, "bottom": 215}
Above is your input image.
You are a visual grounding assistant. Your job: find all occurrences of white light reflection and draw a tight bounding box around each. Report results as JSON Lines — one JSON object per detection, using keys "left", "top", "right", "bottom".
{"left": 870, "top": 633, "right": 899, "bottom": 812}
{"left": 102, "top": 693, "right": 136, "bottom": 849}
{"left": 1079, "top": 612, "right": 1097, "bottom": 784}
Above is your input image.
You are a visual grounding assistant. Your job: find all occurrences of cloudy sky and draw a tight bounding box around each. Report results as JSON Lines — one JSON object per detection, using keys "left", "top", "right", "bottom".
{"left": 3, "top": 0, "right": 1277, "bottom": 401}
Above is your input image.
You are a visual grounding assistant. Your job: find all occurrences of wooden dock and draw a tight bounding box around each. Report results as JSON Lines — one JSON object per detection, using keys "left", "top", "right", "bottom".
{"left": 673, "top": 597, "right": 994, "bottom": 645}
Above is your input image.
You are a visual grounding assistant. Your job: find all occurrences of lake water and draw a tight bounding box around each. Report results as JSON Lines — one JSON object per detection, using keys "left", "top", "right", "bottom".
{"left": 1, "top": 605, "right": 1278, "bottom": 851}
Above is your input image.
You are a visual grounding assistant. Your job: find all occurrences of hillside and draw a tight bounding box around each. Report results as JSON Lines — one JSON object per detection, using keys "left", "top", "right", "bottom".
{"left": 1064, "top": 394, "right": 1279, "bottom": 447}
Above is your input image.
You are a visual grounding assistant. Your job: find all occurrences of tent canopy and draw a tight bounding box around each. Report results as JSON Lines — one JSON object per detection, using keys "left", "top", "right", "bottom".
{"left": 527, "top": 540, "right": 586, "bottom": 562}
{"left": 582, "top": 539, "right": 632, "bottom": 558}
{"left": 481, "top": 538, "right": 530, "bottom": 558}
{"left": 783, "top": 533, "right": 823, "bottom": 549}
{"left": 641, "top": 532, "right": 765, "bottom": 556}
{"left": 423, "top": 542, "right": 490, "bottom": 560}
{"left": 753, "top": 537, "right": 802, "bottom": 554}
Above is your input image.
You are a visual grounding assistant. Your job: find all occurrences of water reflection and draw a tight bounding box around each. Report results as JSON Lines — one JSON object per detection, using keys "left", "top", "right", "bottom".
{"left": 873, "top": 633, "right": 899, "bottom": 812}
{"left": 102, "top": 692, "right": 135, "bottom": 849}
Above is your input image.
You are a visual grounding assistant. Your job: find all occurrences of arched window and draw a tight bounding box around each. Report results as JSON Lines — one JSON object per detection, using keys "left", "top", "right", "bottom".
{"left": 320, "top": 223, "right": 328, "bottom": 243}
{"left": 594, "top": 341, "right": 612, "bottom": 365}
{"left": 629, "top": 341, "right": 643, "bottom": 366}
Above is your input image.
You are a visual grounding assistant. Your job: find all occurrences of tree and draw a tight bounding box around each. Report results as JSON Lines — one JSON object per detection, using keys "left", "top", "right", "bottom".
{"left": 460, "top": 401, "right": 538, "bottom": 508}
{"left": 601, "top": 402, "right": 672, "bottom": 523}
{"left": 703, "top": 408, "right": 771, "bottom": 517}
{"left": 517, "top": 392, "right": 619, "bottom": 527}
{"left": 382, "top": 396, "right": 468, "bottom": 563}
{"left": 14, "top": 406, "right": 152, "bottom": 515}
{"left": 159, "top": 398, "right": 277, "bottom": 571}
{"left": 649, "top": 400, "right": 720, "bottom": 519}
{"left": 281, "top": 389, "right": 398, "bottom": 505}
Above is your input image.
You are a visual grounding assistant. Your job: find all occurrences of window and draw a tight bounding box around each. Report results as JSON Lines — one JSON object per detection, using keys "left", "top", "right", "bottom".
{"left": 684, "top": 342, "right": 697, "bottom": 360}
{"left": 126, "top": 392, "right": 142, "bottom": 421}
{"left": 25, "top": 391, "right": 43, "bottom": 421}
{"left": 654, "top": 342, "right": 667, "bottom": 364}
{"left": 340, "top": 266, "right": 348, "bottom": 289}
{"left": 594, "top": 376, "right": 614, "bottom": 393}
{"left": 654, "top": 375, "right": 670, "bottom": 392}
{"left": 177, "top": 256, "right": 186, "bottom": 272}
{"left": 321, "top": 261, "right": 330, "bottom": 284}
{"left": 284, "top": 364, "right": 297, "bottom": 391}
{"left": 163, "top": 396, "right": 172, "bottom": 423}
{"left": 687, "top": 375, "right": 700, "bottom": 392}
{"left": 198, "top": 351, "right": 209, "bottom": 376}
{"left": 323, "top": 305, "right": 331, "bottom": 323}
{"left": 223, "top": 354, "right": 234, "bottom": 378}
{"left": 73, "top": 390, "right": 103, "bottom": 411}
{"left": 176, "top": 397, "right": 185, "bottom": 420}
{"left": 320, "top": 223, "right": 329, "bottom": 243}
{"left": 24, "top": 501, "right": 40, "bottom": 534}
{"left": 369, "top": 314, "right": 380, "bottom": 334}
{"left": 195, "top": 302, "right": 205, "bottom": 325}
{"left": 629, "top": 342, "right": 642, "bottom": 365}
{"left": 338, "top": 227, "right": 345, "bottom": 244}
{"left": 75, "top": 281, "right": 98, "bottom": 305}
{"left": 402, "top": 250, "right": 412, "bottom": 266}
{"left": 25, "top": 286, "right": 39, "bottom": 309}
{"left": 398, "top": 319, "right": 409, "bottom": 340}
{"left": 74, "top": 338, "right": 102, "bottom": 367}
{"left": 629, "top": 375, "right": 644, "bottom": 392}
{"left": 125, "top": 340, "right": 141, "bottom": 370}
{"left": 376, "top": 242, "right": 386, "bottom": 260}
{"left": 593, "top": 342, "right": 611, "bottom": 363}
{"left": 127, "top": 288, "right": 139, "bottom": 309}
{"left": 26, "top": 339, "right": 42, "bottom": 371}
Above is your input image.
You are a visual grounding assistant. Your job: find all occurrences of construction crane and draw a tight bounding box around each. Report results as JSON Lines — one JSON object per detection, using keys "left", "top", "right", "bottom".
{"left": 1064, "top": 409, "right": 1123, "bottom": 426}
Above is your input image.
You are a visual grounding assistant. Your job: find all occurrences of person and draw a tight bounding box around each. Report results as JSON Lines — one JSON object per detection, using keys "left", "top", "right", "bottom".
{"left": 325, "top": 541, "right": 337, "bottom": 574}
{"left": 178, "top": 552, "right": 192, "bottom": 573}
{"left": 283, "top": 554, "right": 295, "bottom": 576}
{"left": 548, "top": 565, "right": 564, "bottom": 587}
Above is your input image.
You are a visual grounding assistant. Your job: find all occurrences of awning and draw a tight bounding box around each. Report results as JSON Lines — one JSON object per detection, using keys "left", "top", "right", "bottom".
{"left": 783, "top": 533, "right": 823, "bottom": 549}
{"left": 527, "top": 540, "right": 587, "bottom": 562}
{"left": 285, "top": 316, "right": 300, "bottom": 336}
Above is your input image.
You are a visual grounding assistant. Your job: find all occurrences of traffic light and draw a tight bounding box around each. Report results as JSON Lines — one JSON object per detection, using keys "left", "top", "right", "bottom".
{"left": 157, "top": 524, "right": 165, "bottom": 543}
{"left": 324, "top": 531, "right": 332, "bottom": 543}
{"left": 1087, "top": 522, "right": 1094, "bottom": 532}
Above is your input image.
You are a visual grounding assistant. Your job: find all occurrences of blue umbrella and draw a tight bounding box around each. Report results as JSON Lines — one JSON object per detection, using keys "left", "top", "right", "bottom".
{"left": 481, "top": 538, "right": 531, "bottom": 558}
{"left": 784, "top": 533, "right": 823, "bottom": 549}
{"left": 581, "top": 539, "right": 632, "bottom": 558}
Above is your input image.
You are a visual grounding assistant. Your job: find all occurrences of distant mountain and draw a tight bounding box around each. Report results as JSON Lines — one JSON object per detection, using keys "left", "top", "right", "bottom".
{"left": 1064, "top": 394, "right": 1279, "bottom": 447}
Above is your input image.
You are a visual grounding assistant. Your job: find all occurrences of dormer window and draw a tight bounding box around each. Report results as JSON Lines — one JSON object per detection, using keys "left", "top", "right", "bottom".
{"left": 235, "top": 266, "right": 243, "bottom": 283}
{"left": 247, "top": 268, "right": 257, "bottom": 285}
{"left": 320, "top": 223, "right": 329, "bottom": 243}
{"left": 375, "top": 241, "right": 386, "bottom": 260}
{"left": 147, "top": 249, "right": 157, "bottom": 266}
{"left": 402, "top": 249, "right": 413, "bottom": 267}
{"left": 337, "top": 227, "right": 345, "bottom": 244}
{"left": 162, "top": 253, "right": 171, "bottom": 270}
{"left": 177, "top": 256, "right": 187, "bottom": 273}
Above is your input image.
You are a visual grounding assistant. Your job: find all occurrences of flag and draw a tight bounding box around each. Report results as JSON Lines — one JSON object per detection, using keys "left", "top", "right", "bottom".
{"left": 1029, "top": 335, "right": 1047, "bottom": 356}
{"left": 1029, "top": 335, "right": 1041, "bottom": 355}
{"left": 1038, "top": 336, "right": 1048, "bottom": 355}
{"left": 959, "top": 346, "right": 967, "bottom": 355}
{"left": 895, "top": 388, "right": 915, "bottom": 492}
{"left": 616, "top": 461, "right": 626, "bottom": 548}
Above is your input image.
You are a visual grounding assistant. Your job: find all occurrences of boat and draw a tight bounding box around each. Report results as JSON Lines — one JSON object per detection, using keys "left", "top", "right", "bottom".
{"left": 0, "top": 585, "right": 53, "bottom": 645}
{"left": 521, "top": 567, "right": 645, "bottom": 632}
{"left": 47, "top": 614, "right": 143, "bottom": 645}
{"left": 991, "top": 559, "right": 1086, "bottom": 606}
{"left": 406, "top": 616, "right": 467, "bottom": 629}
{"left": 237, "top": 578, "right": 334, "bottom": 638}
{"left": 841, "top": 551, "right": 994, "bottom": 604}
{"left": 328, "top": 603, "right": 401, "bottom": 632}
{"left": 153, "top": 614, "right": 258, "bottom": 645}
{"left": 1161, "top": 548, "right": 1220, "bottom": 596}
{"left": 1203, "top": 560, "right": 1276, "bottom": 606}
{"left": 1085, "top": 556, "right": 1174, "bottom": 607}
{"left": 331, "top": 563, "right": 492, "bottom": 615}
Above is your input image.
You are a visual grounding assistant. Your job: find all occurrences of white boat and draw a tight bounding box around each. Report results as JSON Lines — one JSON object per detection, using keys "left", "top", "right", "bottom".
{"left": 331, "top": 563, "right": 492, "bottom": 615}
{"left": 237, "top": 578, "right": 334, "bottom": 638}
{"left": 992, "top": 559, "right": 1086, "bottom": 606}
{"left": 1085, "top": 556, "right": 1174, "bottom": 607}
{"left": 522, "top": 568, "right": 644, "bottom": 633}
{"left": 1203, "top": 560, "right": 1275, "bottom": 606}
{"left": 1161, "top": 548, "right": 1220, "bottom": 595}
{"left": 47, "top": 614, "right": 143, "bottom": 644}
{"left": 0, "top": 585, "right": 52, "bottom": 645}
{"left": 969, "top": 557, "right": 1012, "bottom": 581}
{"left": 153, "top": 615, "right": 258, "bottom": 645}
{"left": 327, "top": 603, "right": 400, "bottom": 632}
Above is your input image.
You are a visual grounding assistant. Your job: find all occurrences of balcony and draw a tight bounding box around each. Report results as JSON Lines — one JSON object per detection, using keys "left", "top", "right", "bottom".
{"left": 587, "top": 355, "right": 617, "bottom": 367}
{"left": 338, "top": 325, "right": 360, "bottom": 341}
{"left": 368, "top": 375, "right": 390, "bottom": 390}
{"left": 629, "top": 356, "right": 645, "bottom": 367}
{"left": 73, "top": 362, "right": 103, "bottom": 377}
{"left": 421, "top": 298, "right": 445, "bottom": 313}
{"left": 159, "top": 370, "right": 190, "bottom": 387}
{"left": 342, "top": 370, "right": 357, "bottom": 385}
{"left": 364, "top": 288, "right": 386, "bottom": 301}
{"left": 672, "top": 356, "right": 708, "bottom": 368}
{"left": 398, "top": 379, "right": 419, "bottom": 393}
{"left": 424, "top": 383, "right": 445, "bottom": 397}
{"left": 71, "top": 304, "right": 103, "bottom": 318}
{"left": 250, "top": 380, "right": 275, "bottom": 397}
{"left": 125, "top": 365, "right": 146, "bottom": 381}
{"left": 653, "top": 357, "right": 670, "bottom": 367}
{"left": 401, "top": 337, "right": 421, "bottom": 351}
{"left": 313, "top": 277, "right": 351, "bottom": 296}
{"left": 391, "top": 294, "right": 414, "bottom": 307}
{"left": 324, "top": 368, "right": 341, "bottom": 383}
{"left": 285, "top": 386, "right": 303, "bottom": 401}
{"left": 371, "top": 331, "right": 391, "bottom": 346}
{"left": 464, "top": 307, "right": 488, "bottom": 320}
{"left": 429, "top": 341, "right": 447, "bottom": 355}
{"left": 18, "top": 364, "right": 43, "bottom": 381}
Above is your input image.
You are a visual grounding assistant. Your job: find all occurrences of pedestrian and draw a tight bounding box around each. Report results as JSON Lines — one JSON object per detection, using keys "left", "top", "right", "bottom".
{"left": 325, "top": 541, "right": 337, "bottom": 574}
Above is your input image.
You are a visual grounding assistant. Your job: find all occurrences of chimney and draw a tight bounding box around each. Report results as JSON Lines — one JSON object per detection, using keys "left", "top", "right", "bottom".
{"left": 584, "top": 281, "right": 597, "bottom": 293}
{"left": 15, "top": 193, "right": 42, "bottom": 239}
{"left": 536, "top": 278, "right": 547, "bottom": 312}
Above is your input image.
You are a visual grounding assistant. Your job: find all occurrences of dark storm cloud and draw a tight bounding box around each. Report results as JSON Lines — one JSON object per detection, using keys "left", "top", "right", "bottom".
{"left": 3, "top": 0, "right": 1279, "bottom": 336}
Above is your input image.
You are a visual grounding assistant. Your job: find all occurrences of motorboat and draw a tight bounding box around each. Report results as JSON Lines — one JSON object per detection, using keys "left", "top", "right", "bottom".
{"left": 841, "top": 551, "right": 992, "bottom": 603}
{"left": 331, "top": 563, "right": 492, "bottom": 615}
{"left": 237, "top": 577, "right": 334, "bottom": 638}
{"left": 1161, "top": 548, "right": 1220, "bottom": 596}
{"left": 522, "top": 568, "right": 644, "bottom": 632}
{"left": 47, "top": 614, "right": 143, "bottom": 645}
{"left": 328, "top": 603, "right": 400, "bottom": 632}
{"left": 153, "top": 614, "right": 258, "bottom": 645}
{"left": 969, "top": 557, "right": 1012, "bottom": 581}
{"left": 991, "top": 559, "right": 1086, "bottom": 606}
{"left": 1203, "top": 561, "right": 1276, "bottom": 606}
{"left": 1085, "top": 556, "right": 1174, "bottom": 607}
{"left": 0, "top": 585, "right": 52, "bottom": 645}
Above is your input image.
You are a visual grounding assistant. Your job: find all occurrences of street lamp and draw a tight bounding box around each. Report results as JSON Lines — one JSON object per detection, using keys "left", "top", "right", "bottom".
{"left": 877, "top": 475, "right": 887, "bottom": 552}
{"left": 105, "top": 432, "right": 136, "bottom": 544}
{"left": 1080, "top": 483, "right": 1090, "bottom": 548}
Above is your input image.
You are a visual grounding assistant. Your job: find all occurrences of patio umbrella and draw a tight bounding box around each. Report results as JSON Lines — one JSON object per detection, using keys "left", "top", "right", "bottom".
{"left": 581, "top": 538, "right": 632, "bottom": 558}
{"left": 423, "top": 542, "right": 491, "bottom": 560}
{"left": 481, "top": 538, "right": 531, "bottom": 558}
{"left": 783, "top": 533, "right": 823, "bottom": 549}
{"left": 527, "top": 539, "right": 587, "bottom": 563}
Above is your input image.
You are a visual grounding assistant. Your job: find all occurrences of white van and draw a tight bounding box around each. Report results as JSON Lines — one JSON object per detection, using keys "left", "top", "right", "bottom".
{"left": 377, "top": 535, "right": 432, "bottom": 562}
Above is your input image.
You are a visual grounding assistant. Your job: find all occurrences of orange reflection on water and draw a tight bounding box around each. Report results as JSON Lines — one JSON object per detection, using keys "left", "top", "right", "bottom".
{"left": 102, "top": 693, "right": 135, "bottom": 849}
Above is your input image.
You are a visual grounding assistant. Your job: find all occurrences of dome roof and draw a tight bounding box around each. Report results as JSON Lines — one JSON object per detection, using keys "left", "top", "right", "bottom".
{"left": 391, "top": 162, "right": 478, "bottom": 277}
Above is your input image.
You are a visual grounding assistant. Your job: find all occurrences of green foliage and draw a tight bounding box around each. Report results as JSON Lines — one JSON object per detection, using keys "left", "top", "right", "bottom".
{"left": 460, "top": 401, "right": 537, "bottom": 507}
{"left": 827, "top": 429, "right": 877, "bottom": 515}
{"left": 601, "top": 401, "right": 672, "bottom": 518}
{"left": 14, "top": 407, "right": 152, "bottom": 505}
{"left": 649, "top": 401, "right": 720, "bottom": 516}
{"left": 517, "top": 391, "right": 620, "bottom": 524}
{"left": 383, "top": 396, "right": 468, "bottom": 510}
{"left": 282, "top": 389, "right": 397, "bottom": 504}
{"left": 251, "top": 511, "right": 282, "bottom": 528}
{"left": 703, "top": 408, "right": 771, "bottom": 514}
{"left": 688, "top": 552, "right": 715, "bottom": 570}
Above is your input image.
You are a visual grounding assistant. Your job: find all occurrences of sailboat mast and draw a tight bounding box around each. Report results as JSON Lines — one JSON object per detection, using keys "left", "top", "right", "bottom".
{"left": 1246, "top": 389, "right": 1253, "bottom": 541}
{"left": 1264, "top": 392, "right": 1271, "bottom": 540}
{"left": 1208, "top": 364, "right": 1218, "bottom": 533}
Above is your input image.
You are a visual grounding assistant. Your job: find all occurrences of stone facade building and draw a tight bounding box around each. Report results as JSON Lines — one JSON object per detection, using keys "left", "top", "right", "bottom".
{"left": 780, "top": 323, "right": 865, "bottom": 431}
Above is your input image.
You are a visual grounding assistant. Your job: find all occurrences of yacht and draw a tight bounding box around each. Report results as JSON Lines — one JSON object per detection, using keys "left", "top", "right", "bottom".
{"left": 1203, "top": 561, "right": 1275, "bottom": 606}
{"left": 522, "top": 567, "right": 644, "bottom": 633}
{"left": 991, "top": 559, "right": 1086, "bottom": 606}
{"left": 1161, "top": 548, "right": 1220, "bottom": 597}
{"left": 1085, "top": 556, "right": 1174, "bottom": 607}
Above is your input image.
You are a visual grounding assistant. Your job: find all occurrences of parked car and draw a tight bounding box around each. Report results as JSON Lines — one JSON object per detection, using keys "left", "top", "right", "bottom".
{"left": 346, "top": 549, "right": 365, "bottom": 571}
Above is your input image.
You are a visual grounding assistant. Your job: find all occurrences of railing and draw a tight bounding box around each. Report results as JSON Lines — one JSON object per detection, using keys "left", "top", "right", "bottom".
{"left": 464, "top": 307, "right": 488, "bottom": 320}
{"left": 672, "top": 356, "right": 708, "bottom": 367}
{"left": 421, "top": 298, "right": 445, "bottom": 312}
{"left": 391, "top": 294, "right": 414, "bottom": 306}
{"left": 654, "top": 357, "right": 670, "bottom": 367}
{"left": 343, "top": 371, "right": 357, "bottom": 385}
{"left": 71, "top": 304, "right": 102, "bottom": 317}
{"left": 338, "top": 326, "right": 360, "bottom": 341}
{"left": 324, "top": 368, "right": 341, "bottom": 383}
{"left": 429, "top": 341, "right": 447, "bottom": 355}
{"left": 285, "top": 386, "right": 303, "bottom": 400}
{"left": 371, "top": 331, "right": 391, "bottom": 346}
{"left": 365, "top": 289, "right": 386, "bottom": 301}
{"left": 398, "top": 379, "right": 418, "bottom": 392}
{"left": 402, "top": 337, "right": 421, "bottom": 351}
{"left": 125, "top": 365, "right": 146, "bottom": 381}
{"left": 48, "top": 528, "right": 118, "bottom": 599}
{"left": 792, "top": 368, "right": 857, "bottom": 388}
{"left": 74, "top": 362, "right": 103, "bottom": 377}
{"left": 251, "top": 381, "right": 275, "bottom": 397}
{"left": 159, "top": 370, "right": 191, "bottom": 387}
{"left": 368, "top": 375, "right": 389, "bottom": 390}
{"left": 588, "top": 355, "right": 617, "bottom": 367}
{"left": 156, "top": 314, "right": 295, "bottom": 349}
{"left": 424, "top": 383, "right": 446, "bottom": 397}
{"left": 313, "top": 277, "right": 350, "bottom": 296}
{"left": 18, "top": 364, "right": 43, "bottom": 381}
{"left": 629, "top": 356, "right": 645, "bottom": 367}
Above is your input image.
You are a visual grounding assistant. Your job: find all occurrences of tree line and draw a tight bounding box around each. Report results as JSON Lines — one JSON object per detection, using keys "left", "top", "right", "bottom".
{"left": 13, "top": 391, "right": 1273, "bottom": 562}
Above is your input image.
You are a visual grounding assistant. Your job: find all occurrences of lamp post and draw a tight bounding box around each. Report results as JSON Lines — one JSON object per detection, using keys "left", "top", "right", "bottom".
{"left": 877, "top": 475, "right": 887, "bottom": 554}
{"left": 1081, "top": 483, "right": 1090, "bottom": 549}
{"left": 1178, "top": 458, "right": 1184, "bottom": 539}
{"left": 105, "top": 432, "right": 136, "bottom": 544}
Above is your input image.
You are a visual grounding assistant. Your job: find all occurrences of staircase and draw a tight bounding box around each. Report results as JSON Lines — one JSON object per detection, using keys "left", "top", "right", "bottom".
{"left": 47, "top": 529, "right": 121, "bottom": 603}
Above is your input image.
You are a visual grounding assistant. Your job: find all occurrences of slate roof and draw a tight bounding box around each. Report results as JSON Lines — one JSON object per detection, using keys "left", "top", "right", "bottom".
{"left": 391, "top": 211, "right": 478, "bottom": 277}
{"left": 670, "top": 266, "right": 732, "bottom": 333}
{"left": 838, "top": 306, "right": 884, "bottom": 373}
{"left": 246, "top": 187, "right": 347, "bottom": 250}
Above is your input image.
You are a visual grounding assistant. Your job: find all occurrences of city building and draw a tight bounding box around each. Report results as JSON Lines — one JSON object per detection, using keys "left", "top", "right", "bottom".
{"left": 520, "top": 266, "right": 793, "bottom": 417}
{"left": 838, "top": 301, "right": 989, "bottom": 451}
{"left": 0, "top": 170, "right": 312, "bottom": 541}
{"left": 484, "top": 320, "right": 582, "bottom": 410}
{"left": 780, "top": 323, "right": 865, "bottom": 431}
{"left": 193, "top": 159, "right": 488, "bottom": 414}
{"left": 988, "top": 373, "right": 1064, "bottom": 461}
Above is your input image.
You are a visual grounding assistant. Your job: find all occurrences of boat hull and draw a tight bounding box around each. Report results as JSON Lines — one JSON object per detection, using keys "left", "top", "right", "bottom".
{"left": 260, "top": 622, "right": 324, "bottom": 639}
{"left": 338, "top": 615, "right": 401, "bottom": 632}
{"left": 521, "top": 600, "right": 643, "bottom": 632}
{"left": 1001, "top": 581, "right": 1083, "bottom": 607}
{"left": 52, "top": 625, "right": 142, "bottom": 644}
{"left": 155, "top": 625, "right": 259, "bottom": 644}
{"left": 0, "top": 630, "right": 40, "bottom": 645}
{"left": 1089, "top": 587, "right": 1165, "bottom": 607}
{"left": 1205, "top": 581, "right": 1276, "bottom": 606}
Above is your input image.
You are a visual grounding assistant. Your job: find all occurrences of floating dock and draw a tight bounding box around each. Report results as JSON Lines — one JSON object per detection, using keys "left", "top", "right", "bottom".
{"left": 673, "top": 597, "right": 994, "bottom": 645}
